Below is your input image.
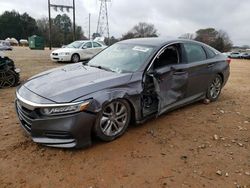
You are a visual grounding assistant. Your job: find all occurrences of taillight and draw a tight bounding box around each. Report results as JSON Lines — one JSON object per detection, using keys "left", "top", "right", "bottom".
{"left": 226, "top": 58, "right": 231, "bottom": 64}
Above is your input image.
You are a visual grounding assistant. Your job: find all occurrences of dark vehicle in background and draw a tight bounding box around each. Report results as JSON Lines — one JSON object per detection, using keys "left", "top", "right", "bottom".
{"left": 241, "top": 52, "right": 250, "bottom": 59}
{"left": 15, "top": 38, "right": 230, "bottom": 148}
{"left": 0, "top": 40, "right": 13, "bottom": 51}
{"left": 0, "top": 51, "right": 20, "bottom": 88}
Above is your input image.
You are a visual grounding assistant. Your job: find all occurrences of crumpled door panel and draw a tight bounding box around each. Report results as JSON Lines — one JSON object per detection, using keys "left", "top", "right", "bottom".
{"left": 152, "top": 68, "right": 188, "bottom": 115}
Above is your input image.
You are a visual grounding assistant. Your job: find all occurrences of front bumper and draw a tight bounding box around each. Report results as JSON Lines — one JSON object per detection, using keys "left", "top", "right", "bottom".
{"left": 50, "top": 54, "right": 71, "bottom": 62}
{"left": 15, "top": 100, "right": 96, "bottom": 148}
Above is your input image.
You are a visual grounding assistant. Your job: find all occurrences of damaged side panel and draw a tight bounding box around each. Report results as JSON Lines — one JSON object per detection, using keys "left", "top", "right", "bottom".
{"left": 151, "top": 66, "right": 188, "bottom": 116}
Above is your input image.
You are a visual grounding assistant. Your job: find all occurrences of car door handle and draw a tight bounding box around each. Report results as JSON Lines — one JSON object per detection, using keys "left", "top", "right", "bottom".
{"left": 208, "top": 64, "right": 215, "bottom": 68}
{"left": 173, "top": 69, "right": 186, "bottom": 75}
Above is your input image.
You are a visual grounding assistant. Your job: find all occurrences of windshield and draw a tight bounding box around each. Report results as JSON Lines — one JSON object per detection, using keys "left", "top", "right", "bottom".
{"left": 66, "top": 41, "right": 84, "bottom": 48}
{"left": 88, "top": 43, "right": 154, "bottom": 73}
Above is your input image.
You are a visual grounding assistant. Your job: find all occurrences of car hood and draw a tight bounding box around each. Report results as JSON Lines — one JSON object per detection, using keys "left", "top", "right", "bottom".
{"left": 23, "top": 63, "right": 133, "bottom": 103}
{"left": 52, "top": 48, "right": 79, "bottom": 53}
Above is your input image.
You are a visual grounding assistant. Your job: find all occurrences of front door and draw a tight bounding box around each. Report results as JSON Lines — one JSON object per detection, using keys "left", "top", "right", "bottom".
{"left": 148, "top": 43, "right": 189, "bottom": 115}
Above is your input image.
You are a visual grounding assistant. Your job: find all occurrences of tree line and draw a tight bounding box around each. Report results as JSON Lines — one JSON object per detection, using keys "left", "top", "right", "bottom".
{"left": 0, "top": 10, "right": 234, "bottom": 51}
{"left": 0, "top": 10, "right": 85, "bottom": 47}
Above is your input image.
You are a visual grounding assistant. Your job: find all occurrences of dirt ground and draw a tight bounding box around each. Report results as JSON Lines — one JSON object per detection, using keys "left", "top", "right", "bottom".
{"left": 0, "top": 47, "right": 249, "bottom": 188}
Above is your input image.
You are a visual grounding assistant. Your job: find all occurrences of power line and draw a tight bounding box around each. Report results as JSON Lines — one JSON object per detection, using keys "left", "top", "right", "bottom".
{"left": 48, "top": 0, "right": 76, "bottom": 49}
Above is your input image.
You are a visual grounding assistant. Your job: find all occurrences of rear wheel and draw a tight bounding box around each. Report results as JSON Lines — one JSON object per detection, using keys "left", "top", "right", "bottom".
{"left": 94, "top": 99, "right": 131, "bottom": 141}
{"left": 71, "top": 54, "right": 80, "bottom": 63}
{"left": 206, "top": 75, "right": 223, "bottom": 102}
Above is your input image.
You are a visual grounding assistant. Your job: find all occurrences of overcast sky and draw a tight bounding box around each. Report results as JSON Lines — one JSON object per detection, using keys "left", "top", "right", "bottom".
{"left": 0, "top": 0, "right": 250, "bottom": 45}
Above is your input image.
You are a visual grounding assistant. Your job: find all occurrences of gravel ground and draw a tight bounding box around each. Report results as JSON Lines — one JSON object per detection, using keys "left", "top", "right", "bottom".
{"left": 0, "top": 47, "right": 249, "bottom": 188}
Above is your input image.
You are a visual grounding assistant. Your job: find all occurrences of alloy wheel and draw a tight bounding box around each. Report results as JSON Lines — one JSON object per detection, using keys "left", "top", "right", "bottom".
{"left": 0, "top": 71, "right": 16, "bottom": 88}
{"left": 209, "top": 77, "right": 222, "bottom": 99}
{"left": 100, "top": 101, "right": 129, "bottom": 137}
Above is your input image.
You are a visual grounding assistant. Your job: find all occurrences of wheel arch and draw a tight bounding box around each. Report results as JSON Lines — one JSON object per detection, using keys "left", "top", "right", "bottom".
{"left": 98, "top": 97, "right": 137, "bottom": 125}
{"left": 71, "top": 53, "right": 80, "bottom": 61}
{"left": 217, "top": 72, "right": 224, "bottom": 84}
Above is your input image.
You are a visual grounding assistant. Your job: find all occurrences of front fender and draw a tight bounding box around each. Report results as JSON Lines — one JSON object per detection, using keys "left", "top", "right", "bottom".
{"left": 73, "top": 72, "right": 144, "bottom": 122}
{"left": 75, "top": 88, "right": 142, "bottom": 122}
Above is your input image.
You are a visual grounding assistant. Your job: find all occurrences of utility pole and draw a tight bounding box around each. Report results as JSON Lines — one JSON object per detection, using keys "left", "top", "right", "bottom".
{"left": 89, "top": 13, "right": 91, "bottom": 40}
{"left": 73, "top": 0, "right": 76, "bottom": 41}
{"left": 97, "top": 0, "right": 111, "bottom": 45}
{"left": 48, "top": 0, "right": 76, "bottom": 49}
{"left": 48, "top": 0, "right": 52, "bottom": 50}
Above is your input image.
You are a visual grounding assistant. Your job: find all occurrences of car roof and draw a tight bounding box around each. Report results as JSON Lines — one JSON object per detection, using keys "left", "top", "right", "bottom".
{"left": 74, "top": 40, "right": 90, "bottom": 43}
{"left": 118, "top": 37, "right": 220, "bottom": 54}
{"left": 118, "top": 37, "right": 206, "bottom": 47}
{"left": 74, "top": 40, "right": 102, "bottom": 43}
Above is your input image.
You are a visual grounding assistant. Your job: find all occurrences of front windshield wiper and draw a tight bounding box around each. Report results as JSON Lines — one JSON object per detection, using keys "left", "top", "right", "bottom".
{"left": 88, "top": 64, "right": 116, "bottom": 73}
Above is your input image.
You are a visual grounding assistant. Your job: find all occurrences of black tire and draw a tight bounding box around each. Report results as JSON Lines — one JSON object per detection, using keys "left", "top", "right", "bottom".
{"left": 94, "top": 99, "right": 131, "bottom": 141}
{"left": 71, "top": 54, "right": 80, "bottom": 63}
{"left": 206, "top": 75, "right": 223, "bottom": 102}
{"left": 0, "top": 70, "right": 19, "bottom": 88}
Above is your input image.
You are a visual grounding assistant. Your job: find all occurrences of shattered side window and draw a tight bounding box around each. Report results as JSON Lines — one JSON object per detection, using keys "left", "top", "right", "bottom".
{"left": 154, "top": 45, "right": 180, "bottom": 69}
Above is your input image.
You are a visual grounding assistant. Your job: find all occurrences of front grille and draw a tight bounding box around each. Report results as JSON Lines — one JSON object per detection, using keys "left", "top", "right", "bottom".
{"left": 52, "top": 53, "right": 58, "bottom": 56}
{"left": 44, "top": 131, "right": 73, "bottom": 139}
{"left": 16, "top": 101, "right": 34, "bottom": 133}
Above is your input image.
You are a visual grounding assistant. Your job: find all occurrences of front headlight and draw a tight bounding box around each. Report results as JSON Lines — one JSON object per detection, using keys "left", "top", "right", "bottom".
{"left": 40, "top": 101, "right": 90, "bottom": 116}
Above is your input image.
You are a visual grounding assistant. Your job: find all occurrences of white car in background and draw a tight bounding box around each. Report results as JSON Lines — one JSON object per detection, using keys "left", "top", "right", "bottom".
{"left": 50, "top": 40, "right": 107, "bottom": 63}
{"left": 228, "top": 52, "right": 242, "bottom": 59}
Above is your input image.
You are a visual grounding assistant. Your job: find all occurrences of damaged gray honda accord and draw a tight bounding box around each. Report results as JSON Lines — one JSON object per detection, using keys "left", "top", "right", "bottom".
{"left": 15, "top": 38, "right": 230, "bottom": 148}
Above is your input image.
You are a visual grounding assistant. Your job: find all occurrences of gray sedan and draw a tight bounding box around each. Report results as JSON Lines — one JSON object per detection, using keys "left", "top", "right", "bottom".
{"left": 15, "top": 38, "right": 230, "bottom": 148}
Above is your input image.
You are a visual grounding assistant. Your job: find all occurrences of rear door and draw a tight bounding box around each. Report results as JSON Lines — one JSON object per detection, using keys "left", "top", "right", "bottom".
{"left": 80, "top": 42, "right": 93, "bottom": 59}
{"left": 182, "top": 42, "right": 214, "bottom": 99}
{"left": 92, "top": 42, "right": 105, "bottom": 54}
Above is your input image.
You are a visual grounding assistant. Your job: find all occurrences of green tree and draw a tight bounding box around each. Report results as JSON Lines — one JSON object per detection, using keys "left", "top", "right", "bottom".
{"left": 0, "top": 10, "right": 38, "bottom": 41}
{"left": 37, "top": 14, "right": 86, "bottom": 47}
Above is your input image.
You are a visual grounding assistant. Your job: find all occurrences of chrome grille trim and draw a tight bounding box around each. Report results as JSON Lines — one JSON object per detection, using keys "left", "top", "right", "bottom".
{"left": 16, "top": 92, "right": 83, "bottom": 110}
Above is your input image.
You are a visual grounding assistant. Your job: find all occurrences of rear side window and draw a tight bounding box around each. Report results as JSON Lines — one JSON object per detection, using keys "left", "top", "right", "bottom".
{"left": 205, "top": 47, "right": 216, "bottom": 58}
{"left": 183, "top": 43, "right": 207, "bottom": 63}
{"left": 93, "top": 42, "right": 102, "bottom": 48}
{"left": 83, "top": 42, "right": 92, "bottom": 49}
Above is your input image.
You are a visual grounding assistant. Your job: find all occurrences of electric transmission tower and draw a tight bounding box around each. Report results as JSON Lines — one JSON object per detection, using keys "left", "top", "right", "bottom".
{"left": 96, "top": 0, "right": 110, "bottom": 43}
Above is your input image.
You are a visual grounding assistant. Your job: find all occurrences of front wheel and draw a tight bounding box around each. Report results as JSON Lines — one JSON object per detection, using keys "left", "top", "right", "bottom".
{"left": 71, "top": 54, "right": 80, "bottom": 63}
{"left": 94, "top": 99, "right": 131, "bottom": 141}
{"left": 206, "top": 75, "right": 223, "bottom": 102}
